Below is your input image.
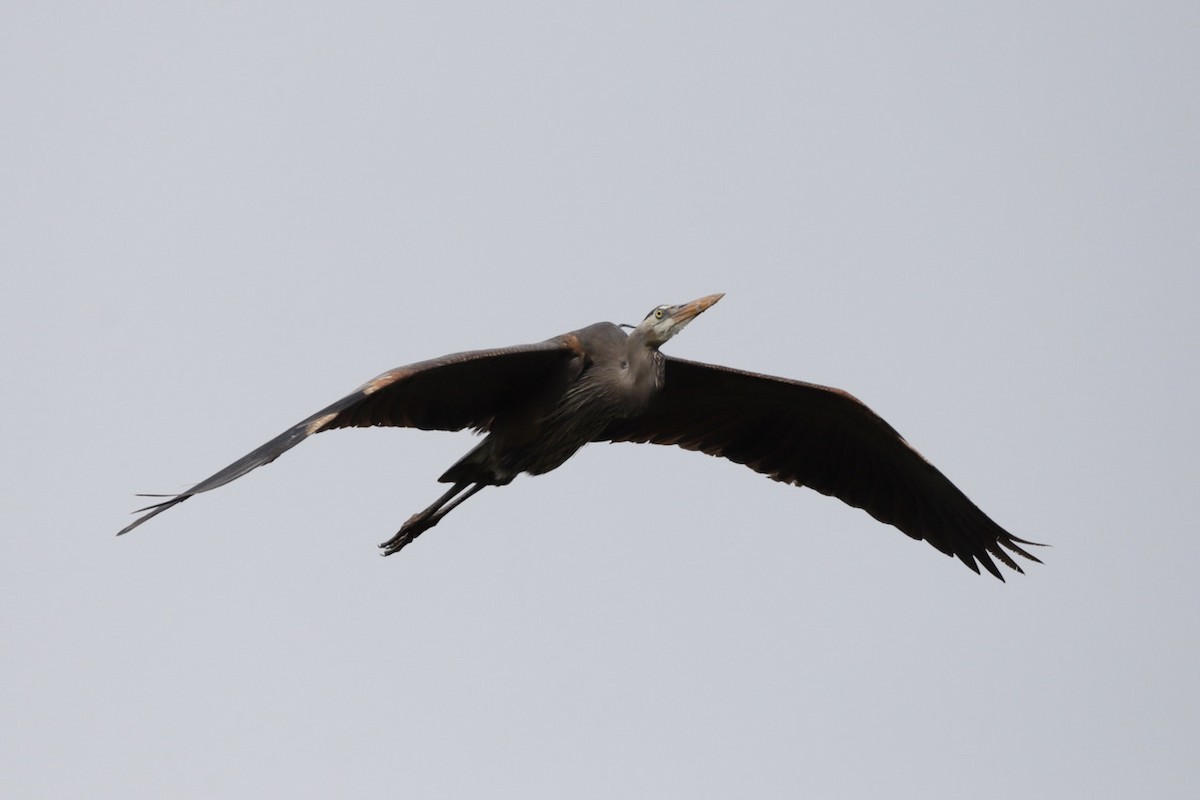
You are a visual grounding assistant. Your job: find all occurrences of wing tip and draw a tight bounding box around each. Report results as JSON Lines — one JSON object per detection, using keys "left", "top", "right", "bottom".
{"left": 116, "top": 494, "right": 191, "bottom": 536}
{"left": 971, "top": 533, "right": 1046, "bottom": 580}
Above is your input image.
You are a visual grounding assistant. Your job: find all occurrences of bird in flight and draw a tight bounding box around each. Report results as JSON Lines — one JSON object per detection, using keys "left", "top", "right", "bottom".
{"left": 119, "top": 294, "right": 1041, "bottom": 579}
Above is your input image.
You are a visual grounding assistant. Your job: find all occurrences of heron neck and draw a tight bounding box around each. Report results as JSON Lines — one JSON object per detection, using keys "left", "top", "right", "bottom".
{"left": 622, "top": 329, "right": 665, "bottom": 401}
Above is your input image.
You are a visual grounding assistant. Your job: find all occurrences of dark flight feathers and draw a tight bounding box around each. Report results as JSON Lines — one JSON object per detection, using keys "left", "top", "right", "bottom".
{"left": 598, "top": 358, "right": 1040, "bottom": 579}
{"left": 118, "top": 339, "right": 578, "bottom": 536}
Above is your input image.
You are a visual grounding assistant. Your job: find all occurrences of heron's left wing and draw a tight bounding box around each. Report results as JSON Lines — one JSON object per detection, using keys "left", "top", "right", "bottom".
{"left": 597, "top": 356, "right": 1041, "bottom": 579}
{"left": 118, "top": 336, "right": 584, "bottom": 536}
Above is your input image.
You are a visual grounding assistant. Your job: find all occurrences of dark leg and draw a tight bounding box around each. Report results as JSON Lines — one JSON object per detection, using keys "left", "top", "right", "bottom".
{"left": 378, "top": 481, "right": 487, "bottom": 556}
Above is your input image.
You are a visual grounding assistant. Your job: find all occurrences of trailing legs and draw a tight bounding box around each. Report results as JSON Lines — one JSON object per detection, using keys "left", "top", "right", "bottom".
{"left": 378, "top": 481, "right": 487, "bottom": 556}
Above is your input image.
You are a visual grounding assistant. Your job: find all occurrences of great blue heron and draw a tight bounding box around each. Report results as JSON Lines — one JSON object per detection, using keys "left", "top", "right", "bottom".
{"left": 119, "top": 293, "right": 1041, "bottom": 578}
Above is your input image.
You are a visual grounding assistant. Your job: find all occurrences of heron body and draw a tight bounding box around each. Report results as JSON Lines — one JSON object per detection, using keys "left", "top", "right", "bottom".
{"left": 119, "top": 294, "right": 1041, "bottom": 579}
{"left": 442, "top": 321, "right": 658, "bottom": 485}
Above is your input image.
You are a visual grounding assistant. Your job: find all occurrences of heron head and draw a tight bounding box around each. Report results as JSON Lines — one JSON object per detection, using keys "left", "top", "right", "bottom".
{"left": 631, "top": 293, "right": 724, "bottom": 347}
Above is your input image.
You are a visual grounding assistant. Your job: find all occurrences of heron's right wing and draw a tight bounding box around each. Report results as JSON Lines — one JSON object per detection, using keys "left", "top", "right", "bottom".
{"left": 117, "top": 335, "right": 585, "bottom": 536}
{"left": 597, "top": 356, "right": 1041, "bottom": 580}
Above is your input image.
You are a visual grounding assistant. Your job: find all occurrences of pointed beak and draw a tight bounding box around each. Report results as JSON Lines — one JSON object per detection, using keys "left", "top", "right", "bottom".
{"left": 671, "top": 293, "right": 724, "bottom": 324}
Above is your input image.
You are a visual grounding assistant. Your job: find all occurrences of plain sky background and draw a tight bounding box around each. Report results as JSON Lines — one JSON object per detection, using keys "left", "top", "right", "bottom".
{"left": 4, "top": 1, "right": 1198, "bottom": 797}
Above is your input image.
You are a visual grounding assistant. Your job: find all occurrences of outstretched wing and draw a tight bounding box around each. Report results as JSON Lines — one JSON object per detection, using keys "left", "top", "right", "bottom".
{"left": 118, "top": 336, "right": 584, "bottom": 536}
{"left": 598, "top": 357, "right": 1041, "bottom": 579}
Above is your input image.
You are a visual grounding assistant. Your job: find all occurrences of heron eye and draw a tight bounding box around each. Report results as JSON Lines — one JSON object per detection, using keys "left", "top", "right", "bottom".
{"left": 654, "top": 308, "right": 664, "bottom": 320}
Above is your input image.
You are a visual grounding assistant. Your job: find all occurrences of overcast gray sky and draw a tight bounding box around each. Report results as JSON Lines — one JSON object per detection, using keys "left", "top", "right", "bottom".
{"left": 4, "top": 1, "right": 1198, "bottom": 797}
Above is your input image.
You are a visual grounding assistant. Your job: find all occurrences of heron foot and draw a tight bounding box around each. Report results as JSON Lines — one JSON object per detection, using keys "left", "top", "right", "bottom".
{"left": 377, "top": 481, "right": 487, "bottom": 558}
{"left": 378, "top": 510, "right": 440, "bottom": 557}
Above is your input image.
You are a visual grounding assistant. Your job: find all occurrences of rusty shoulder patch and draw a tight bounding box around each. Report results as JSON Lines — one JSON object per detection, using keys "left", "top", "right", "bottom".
{"left": 304, "top": 411, "right": 339, "bottom": 435}
{"left": 559, "top": 333, "right": 585, "bottom": 356}
{"left": 358, "top": 367, "right": 411, "bottom": 396}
